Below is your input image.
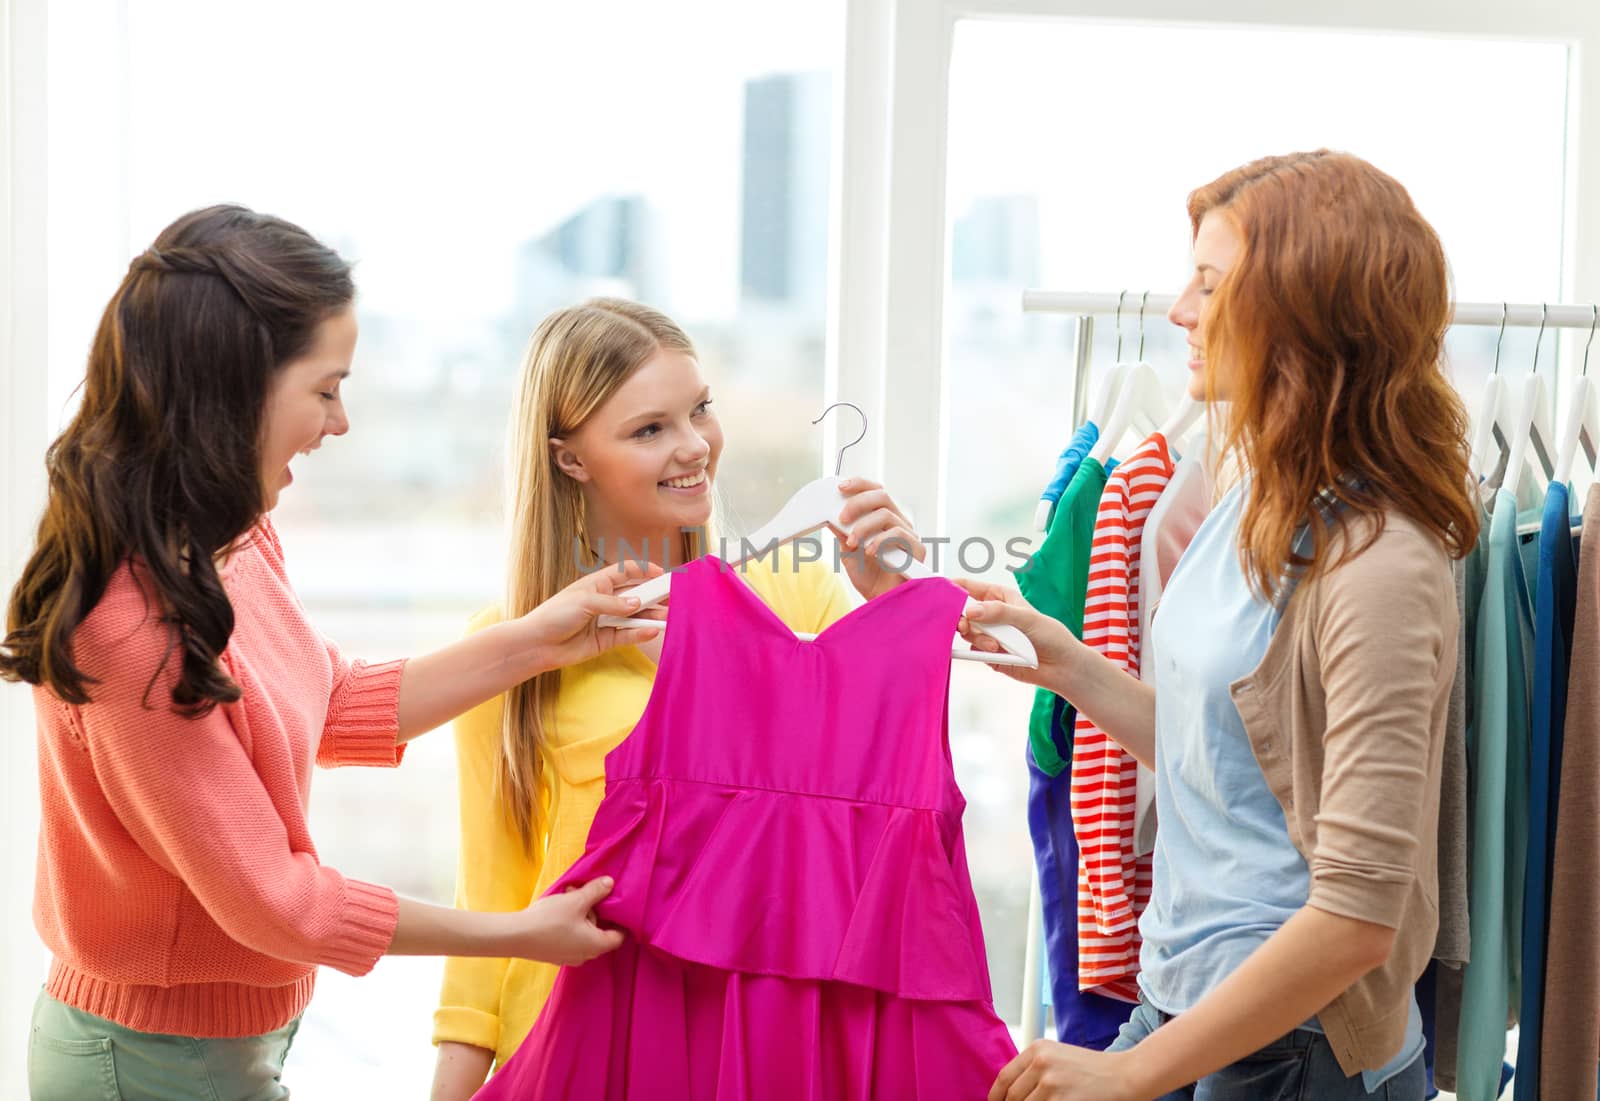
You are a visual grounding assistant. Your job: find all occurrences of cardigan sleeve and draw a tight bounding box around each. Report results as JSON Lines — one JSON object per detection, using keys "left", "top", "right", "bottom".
{"left": 1304, "top": 526, "right": 1454, "bottom": 929}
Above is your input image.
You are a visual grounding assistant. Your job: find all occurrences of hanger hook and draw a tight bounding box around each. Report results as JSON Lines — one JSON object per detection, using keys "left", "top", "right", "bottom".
{"left": 1533, "top": 303, "right": 1548, "bottom": 374}
{"left": 1137, "top": 290, "right": 1150, "bottom": 360}
{"left": 1584, "top": 304, "right": 1599, "bottom": 379}
{"left": 1491, "top": 302, "right": 1507, "bottom": 375}
{"left": 812, "top": 401, "right": 868, "bottom": 477}
{"left": 1114, "top": 290, "right": 1127, "bottom": 362}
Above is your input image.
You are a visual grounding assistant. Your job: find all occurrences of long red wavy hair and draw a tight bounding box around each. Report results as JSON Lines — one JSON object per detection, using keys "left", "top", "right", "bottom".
{"left": 1192, "top": 151, "right": 1480, "bottom": 598}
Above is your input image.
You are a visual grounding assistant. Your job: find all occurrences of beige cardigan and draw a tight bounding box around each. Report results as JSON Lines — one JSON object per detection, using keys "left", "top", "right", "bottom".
{"left": 1227, "top": 509, "right": 1456, "bottom": 1077}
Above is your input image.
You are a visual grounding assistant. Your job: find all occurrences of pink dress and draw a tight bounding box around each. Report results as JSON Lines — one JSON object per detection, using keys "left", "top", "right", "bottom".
{"left": 474, "top": 556, "right": 1018, "bottom": 1100}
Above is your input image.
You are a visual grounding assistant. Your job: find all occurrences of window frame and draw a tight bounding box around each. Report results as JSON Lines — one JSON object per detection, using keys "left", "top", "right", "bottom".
{"left": 830, "top": 0, "right": 1600, "bottom": 534}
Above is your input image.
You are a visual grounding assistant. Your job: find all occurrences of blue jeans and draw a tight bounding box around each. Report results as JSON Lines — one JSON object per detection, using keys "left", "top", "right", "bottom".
{"left": 1108, "top": 999, "right": 1426, "bottom": 1100}
{"left": 28, "top": 989, "right": 300, "bottom": 1101}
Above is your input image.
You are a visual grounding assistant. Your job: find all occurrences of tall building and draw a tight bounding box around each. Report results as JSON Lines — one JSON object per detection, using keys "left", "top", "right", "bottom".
{"left": 740, "top": 71, "right": 831, "bottom": 316}
{"left": 512, "top": 194, "right": 666, "bottom": 329}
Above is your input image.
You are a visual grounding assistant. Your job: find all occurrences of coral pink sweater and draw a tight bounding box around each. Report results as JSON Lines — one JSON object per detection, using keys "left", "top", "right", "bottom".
{"left": 33, "top": 520, "right": 406, "bottom": 1038}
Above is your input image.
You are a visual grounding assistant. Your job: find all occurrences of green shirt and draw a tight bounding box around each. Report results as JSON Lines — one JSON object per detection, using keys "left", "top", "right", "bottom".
{"left": 1018, "top": 458, "right": 1108, "bottom": 776}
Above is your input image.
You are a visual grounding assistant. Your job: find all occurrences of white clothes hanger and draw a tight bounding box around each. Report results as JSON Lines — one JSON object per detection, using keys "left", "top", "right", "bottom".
{"left": 1035, "top": 293, "right": 1136, "bottom": 531}
{"left": 1089, "top": 293, "right": 1169, "bottom": 465}
{"left": 1086, "top": 290, "right": 1137, "bottom": 428}
{"left": 598, "top": 403, "right": 1039, "bottom": 669}
{"left": 1469, "top": 305, "right": 1515, "bottom": 486}
{"left": 1157, "top": 392, "right": 1204, "bottom": 450}
{"left": 1493, "top": 304, "right": 1557, "bottom": 495}
{"left": 1553, "top": 306, "right": 1600, "bottom": 487}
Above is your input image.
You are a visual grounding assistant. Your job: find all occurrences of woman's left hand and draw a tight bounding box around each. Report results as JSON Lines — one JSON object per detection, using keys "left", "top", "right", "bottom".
{"left": 835, "top": 477, "right": 926, "bottom": 601}
{"left": 989, "top": 1040, "right": 1144, "bottom": 1101}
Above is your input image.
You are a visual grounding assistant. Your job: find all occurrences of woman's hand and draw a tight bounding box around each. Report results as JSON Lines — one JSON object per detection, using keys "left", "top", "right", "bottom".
{"left": 990, "top": 1041, "right": 1145, "bottom": 1101}
{"left": 835, "top": 477, "right": 926, "bottom": 600}
{"left": 953, "top": 577, "right": 1083, "bottom": 695}
{"left": 510, "top": 560, "right": 665, "bottom": 675}
{"left": 512, "top": 877, "right": 625, "bottom": 965}
{"left": 397, "top": 562, "right": 664, "bottom": 742}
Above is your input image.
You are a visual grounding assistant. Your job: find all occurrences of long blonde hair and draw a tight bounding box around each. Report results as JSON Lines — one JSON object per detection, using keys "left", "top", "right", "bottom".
{"left": 499, "top": 297, "right": 705, "bottom": 849}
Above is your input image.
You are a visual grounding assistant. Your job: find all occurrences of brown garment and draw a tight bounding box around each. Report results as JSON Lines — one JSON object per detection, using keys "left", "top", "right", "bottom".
{"left": 1230, "top": 510, "right": 1456, "bottom": 1078}
{"left": 1538, "top": 483, "right": 1600, "bottom": 1099}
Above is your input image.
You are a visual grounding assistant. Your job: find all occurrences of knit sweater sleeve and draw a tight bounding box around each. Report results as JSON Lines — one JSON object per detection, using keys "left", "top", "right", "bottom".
{"left": 76, "top": 609, "right": 399, "bottom": 977}
{"left": 317, "top": 638, "right": 407, "bottom": 769}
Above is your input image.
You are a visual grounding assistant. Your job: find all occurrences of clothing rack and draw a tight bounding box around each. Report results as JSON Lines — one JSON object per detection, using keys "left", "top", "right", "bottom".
{"left": 1013, "top": 290, "right": 1598, "bottom": 1043}
{"left": 1022, "top": 291, "right": 1600, "bottom": 428}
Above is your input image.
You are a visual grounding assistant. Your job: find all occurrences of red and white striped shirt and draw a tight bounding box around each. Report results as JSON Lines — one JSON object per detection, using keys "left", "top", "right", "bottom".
{"left": 1072, "top": 432, "right": 1175, "bottom": 1002}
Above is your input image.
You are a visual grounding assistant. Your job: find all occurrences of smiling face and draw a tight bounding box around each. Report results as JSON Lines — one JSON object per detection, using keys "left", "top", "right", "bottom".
{"left": 259, "top": 306, "right": 356, "bottom": 510}
{"left": 1168, "top": 210, "right": 1244, "bottom": 401}
{"left": 548, "top": 346, "right": 723, "bottom": 555}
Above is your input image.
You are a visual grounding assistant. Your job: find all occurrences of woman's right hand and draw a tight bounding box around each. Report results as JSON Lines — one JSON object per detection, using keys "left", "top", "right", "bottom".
{"left": 511, "top": 561, "right": 666, "bottom": 677}
{"left": 953, "top": 578, "right": 1083, "bottom": 695}
{"left": 512, "top": 876, "right": 625, "bottom": 965}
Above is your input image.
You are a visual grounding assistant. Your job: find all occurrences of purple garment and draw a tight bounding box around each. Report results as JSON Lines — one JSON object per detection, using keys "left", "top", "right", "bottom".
{"left": 1029, "top": 701, "right": 1135, "bottom": 1047}
{"left": 477, "top": 557, "right": 1017, "bottom": 1100}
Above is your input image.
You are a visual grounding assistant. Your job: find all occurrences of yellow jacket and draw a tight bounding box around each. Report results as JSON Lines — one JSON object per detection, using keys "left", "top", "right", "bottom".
{"left": 433, "top": 554, "right": 853, "bottom": 1068}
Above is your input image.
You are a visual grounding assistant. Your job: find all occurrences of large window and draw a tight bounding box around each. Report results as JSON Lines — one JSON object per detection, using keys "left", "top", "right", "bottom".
{"left": 943, "top": 20, "right": 1571, "bottom": 1025}
{"left": 118, "top": 1, "right": 841, "bottom": 1092}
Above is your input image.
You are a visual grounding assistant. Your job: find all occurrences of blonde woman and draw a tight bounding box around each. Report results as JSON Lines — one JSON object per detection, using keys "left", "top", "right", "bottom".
{"left": 429, "top": 298, "right": 925, "bottom": 1099}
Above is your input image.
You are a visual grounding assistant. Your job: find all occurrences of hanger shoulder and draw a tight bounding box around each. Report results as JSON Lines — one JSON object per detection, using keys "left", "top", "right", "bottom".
{"left": 1469, "top": 375, "right": 1506, "bottom": 480}
{"left": 1090, "top": 362, "right": 1168, "bottom": 465}
{"left": 1503, "top": 373, "right": 1555, "bottom": 491}
{"left": 1554, "top": 376, "right": 1600, "bottom": 485}
{"left": 736, "top": 476, "right": 847, "bottom": 560}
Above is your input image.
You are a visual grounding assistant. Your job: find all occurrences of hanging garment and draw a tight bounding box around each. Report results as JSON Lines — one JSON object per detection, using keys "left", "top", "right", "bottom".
{"left": 1019, "top": 453, "right": 1116, "bottom": 777}
{"left": 474, "top": 558, "right": 1016, "bottom": 1101}
{"left": 1433, "top": 556, "right": 1471, "bottom": 969}
{"left": 436, "top": 555, "right": 853, "bottom": 1066}
{"left": 1512, "top": 482, "right": 1581, "bottom": 1101}
{"left": 1434, "top": 502, "right": 1491, "bottom": 1096}
{"left": 1017, "top": 457, "right": 1136, "bottom": 1043}
{"left": 1072, "top": 432, "right": 1174, "bottom": 1001}
{"left": 1538, "top": 483, "right": 1600, "bottom": 1100}
{"left": 1134, "top": 450, "right": 1213, "bottom": 858}
{"left": 1456, "top": 487, "right": 1535, "bottom": 1101}
{"left": 1038, "top": 422, "right": 1100, "bottom": 531}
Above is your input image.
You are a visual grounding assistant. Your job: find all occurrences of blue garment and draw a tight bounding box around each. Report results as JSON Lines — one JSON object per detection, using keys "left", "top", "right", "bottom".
{"left": 1458, "top": 488, "right": 1534, "bottom": 1101}
{"left": 1107, "top": 998, "right": 1427, "bottom": 1100}
{"left": 1039, "top": 422, "right": 1099, "bottom": 530}
{"left": 1513, "top": 483, "right": 1581, "bottom": 1101}
{"left": 1141, "top": 483, "right": 1423, "bottom": 1091}
{"left": 1027, "top": 733, "right": 1135, "bottom": 1046}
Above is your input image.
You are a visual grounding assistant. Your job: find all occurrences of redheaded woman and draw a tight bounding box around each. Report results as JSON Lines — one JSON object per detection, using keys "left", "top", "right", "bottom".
{"left": 965, "top": 152, "right": 1478, "bottom": 1101}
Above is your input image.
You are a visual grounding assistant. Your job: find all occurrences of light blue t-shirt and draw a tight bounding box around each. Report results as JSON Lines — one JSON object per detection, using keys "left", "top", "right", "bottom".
{"left": 1138, "top": 483, "right": 1423, "bottom": 1090}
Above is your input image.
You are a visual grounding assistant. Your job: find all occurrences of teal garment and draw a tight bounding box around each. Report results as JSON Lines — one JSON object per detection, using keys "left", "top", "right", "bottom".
{"left": 1457, "top": 488, "right": 1535, "bottom": 1101}
{"left": 28, "top": 990, "right": 299, "bottom": 1101}
{"left": 1018, "top": 457, "right": 1109, "bottom": 776}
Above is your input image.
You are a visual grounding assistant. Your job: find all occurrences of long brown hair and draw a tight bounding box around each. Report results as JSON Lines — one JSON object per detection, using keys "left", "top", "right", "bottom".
{"left": 1191, "top": 151, "right": 1480, "bottom": 598}
{"left": 500, "top": 298, "right": 709, "bottom": 848}
{"left": 1, "top": 205, "right": 355, "bottom": 715}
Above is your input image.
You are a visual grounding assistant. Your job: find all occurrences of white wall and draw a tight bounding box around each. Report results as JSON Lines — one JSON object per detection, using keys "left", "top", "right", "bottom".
{"left": 2, "top": 0, "right": 51, "bottom": 1095}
